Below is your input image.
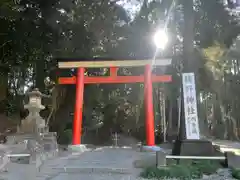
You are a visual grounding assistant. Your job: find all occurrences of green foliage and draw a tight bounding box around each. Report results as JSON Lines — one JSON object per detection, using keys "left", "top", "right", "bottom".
{"left": 140, "top": 160, "right": 222, "bottom": 179}
{"left": 191, "top": 160, "right": 222, "bottom": 175}
{"left": 232, "top": 168, "right": 240, "bottom": 179}
{"left": 140, "top": 166, "right": 201, "bottom": 179}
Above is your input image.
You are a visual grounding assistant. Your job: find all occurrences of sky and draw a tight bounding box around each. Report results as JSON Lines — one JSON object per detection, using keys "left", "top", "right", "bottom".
{"left": 116, "top": 0, "right": 142, "bottom": 21}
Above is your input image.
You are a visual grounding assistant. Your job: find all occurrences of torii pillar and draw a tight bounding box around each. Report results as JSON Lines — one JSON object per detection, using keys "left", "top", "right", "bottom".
{"left": 73, "top": 68, "right": 85, "bottom": 145}
{"left": 144, "top": 64, "right": 155, "bottom": 146}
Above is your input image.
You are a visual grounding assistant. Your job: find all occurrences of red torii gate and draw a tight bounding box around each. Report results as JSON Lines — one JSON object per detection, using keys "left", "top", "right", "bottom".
{"left": 58, "top": 59, "right": 172, "bottom": 146}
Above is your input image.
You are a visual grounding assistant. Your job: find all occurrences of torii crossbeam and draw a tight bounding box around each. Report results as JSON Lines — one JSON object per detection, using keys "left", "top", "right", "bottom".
{"left": 58, "top": 59, "right": 172, "bottom": 146}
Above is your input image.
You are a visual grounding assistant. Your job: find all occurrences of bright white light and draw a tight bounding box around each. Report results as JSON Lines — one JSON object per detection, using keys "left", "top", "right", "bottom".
{"left": 153, "top": 29, "right": 168, "bottom": 50}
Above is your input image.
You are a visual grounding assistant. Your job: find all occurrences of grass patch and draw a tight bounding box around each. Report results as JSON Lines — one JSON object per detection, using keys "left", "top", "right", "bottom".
{"left": 232, "top": 168, "right": 240, "bottom": 179}
{"left": 140, "top": 160, "right": 222, "bottom": 179}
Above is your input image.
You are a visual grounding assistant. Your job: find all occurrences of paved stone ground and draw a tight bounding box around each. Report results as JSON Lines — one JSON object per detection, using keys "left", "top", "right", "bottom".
{"left": 33, "top": 135, "right": 145, "bottom": 180}
{"left": 36, "top": 147, "right": 143, "bottom": 180}
{"left": 211, "top": 139, "right": 240, "bottom": 150}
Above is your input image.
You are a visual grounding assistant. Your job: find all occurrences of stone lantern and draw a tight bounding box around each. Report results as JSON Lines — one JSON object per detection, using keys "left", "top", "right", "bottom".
{"left": 20, "top": 88, "right": 48, "bottom": 134}
{"left": 6, "top": 88, "right": 58, "bottom": 161}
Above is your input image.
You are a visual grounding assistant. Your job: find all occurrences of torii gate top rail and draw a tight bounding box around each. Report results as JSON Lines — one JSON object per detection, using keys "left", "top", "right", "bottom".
{"left": 58, "top": 59, "right": 172, "bottom": 68}
{"left": 58, "top": 59, "right": 173, "bottom": 84}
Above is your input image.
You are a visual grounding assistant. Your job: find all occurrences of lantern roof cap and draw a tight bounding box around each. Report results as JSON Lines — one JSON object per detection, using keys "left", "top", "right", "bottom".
{"left": 26, "top": 88, "right": 50, "bottom": 98}
{"left": 27, "top": 88, "right": 42, "bottom": 97}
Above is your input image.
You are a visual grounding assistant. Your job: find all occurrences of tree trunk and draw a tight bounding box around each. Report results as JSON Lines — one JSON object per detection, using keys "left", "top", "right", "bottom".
{"left": 0, "top": 67, "right": 8, "bottom": 113}
{"left": 182, "top": 0, "right": 195, "bottom": 72}
{"left": 35, "top": 58, "right": 46, "bottom": 92}
{"left": 0, "top": 75, "right": 7, "bottom": 101}
{"left": 135, "top": 85, "right": 144, "bottom": 128}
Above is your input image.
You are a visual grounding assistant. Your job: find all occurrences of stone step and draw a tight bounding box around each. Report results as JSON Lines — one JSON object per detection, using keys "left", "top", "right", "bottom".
{"left": 37, "top": 146, "right": 143, "bottom": 178}
{"left": 51, "top": 167, "right": 132, "bottom": 174}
